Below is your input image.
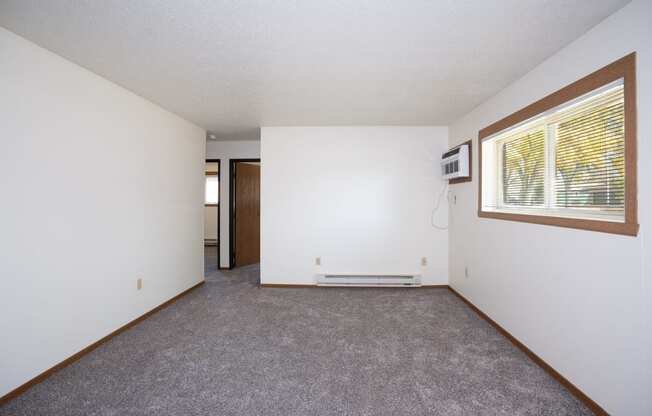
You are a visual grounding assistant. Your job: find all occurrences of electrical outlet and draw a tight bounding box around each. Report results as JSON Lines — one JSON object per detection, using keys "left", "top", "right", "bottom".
{"left": 137, "top": 278, "right": 143, "bottom": 290}
{"left": 421, "top": 257, "right": 427, "bottom": 266}
{"left": 315, "top": 257, "right": 321, "bottom": 266}
{"left": 464, "top": 267, "right": 469, "bottom": 279}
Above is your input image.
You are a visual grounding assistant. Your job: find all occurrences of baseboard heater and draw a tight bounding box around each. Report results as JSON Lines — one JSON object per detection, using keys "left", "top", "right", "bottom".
{"left": 316, "top": 273, "right": 421, "bottom": 287}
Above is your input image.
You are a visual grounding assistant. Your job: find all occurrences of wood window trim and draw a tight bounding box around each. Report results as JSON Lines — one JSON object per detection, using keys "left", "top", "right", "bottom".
{"left": 478, "top": 53, "right": 638, "bottom": 236}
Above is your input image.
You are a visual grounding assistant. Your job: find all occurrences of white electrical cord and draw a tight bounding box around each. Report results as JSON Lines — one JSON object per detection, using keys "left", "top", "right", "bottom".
{"left": 431, "top": 181, "right": 450, "bottom": 230}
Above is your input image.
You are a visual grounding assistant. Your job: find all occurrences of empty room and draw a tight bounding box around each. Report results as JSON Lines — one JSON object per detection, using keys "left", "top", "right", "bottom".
{"left": 0, "top": 1, "right": 650, "bottom": 415}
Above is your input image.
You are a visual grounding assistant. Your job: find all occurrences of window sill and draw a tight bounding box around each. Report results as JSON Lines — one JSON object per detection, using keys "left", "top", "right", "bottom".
{"left": 478, "top": 209, "right": 638, "bottom": 236}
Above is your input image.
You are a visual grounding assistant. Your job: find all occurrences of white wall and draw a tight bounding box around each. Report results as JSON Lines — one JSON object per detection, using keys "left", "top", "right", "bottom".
{"left": 205, "top": 140, "right": 261, "bottom": 267}
{"left": 0, "top": 27, "right": 205, "bottom": 397}
{"left": 447, "top": 1, "right": 651, "bottom": 414}
{"left": 204, "top": 206, "right": 218, "bottom": 240}
{"left": 261, "top": 126, "right": 449, "bottom": 285}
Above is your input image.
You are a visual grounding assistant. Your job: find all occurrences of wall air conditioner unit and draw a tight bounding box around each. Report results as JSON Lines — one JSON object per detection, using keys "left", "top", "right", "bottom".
{"left": 441, "top": 144, "right": 470, "bottom": 179}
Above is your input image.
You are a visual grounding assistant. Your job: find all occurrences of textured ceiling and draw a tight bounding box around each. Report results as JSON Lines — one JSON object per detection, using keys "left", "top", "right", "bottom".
{"left": 0, "top": 0, "right": 629, "bottom": 140}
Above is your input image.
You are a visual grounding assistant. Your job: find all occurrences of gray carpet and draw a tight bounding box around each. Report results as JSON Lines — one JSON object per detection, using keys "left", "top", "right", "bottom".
{"left": 204, "top": 245, "right": 219, "bottom": 275}
{"left": 1, "top": 258, "right": 592, "bottom": 415}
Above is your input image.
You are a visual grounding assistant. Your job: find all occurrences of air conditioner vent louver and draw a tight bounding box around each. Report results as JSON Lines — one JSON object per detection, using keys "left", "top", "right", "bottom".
{"left": 441, "top": 144, "right": 470, "bottom": 180}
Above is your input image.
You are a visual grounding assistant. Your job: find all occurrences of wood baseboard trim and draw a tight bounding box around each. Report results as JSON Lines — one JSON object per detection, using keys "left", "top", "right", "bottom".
{"left": 260, "top": 283, "right": 317, "bottom": 288}
{"left": 0, "top": 280, "right": 205, "bottom": 406}
{"left": 447, "top": 286, "right": 608, "bottom": 416}
{"left": 260, "top": 284, "right": 449, "bottom": 288}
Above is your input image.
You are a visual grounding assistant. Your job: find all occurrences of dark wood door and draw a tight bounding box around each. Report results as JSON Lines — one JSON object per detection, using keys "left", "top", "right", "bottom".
{"left": 234, "top": 163, "right": 260, "bottom": 266}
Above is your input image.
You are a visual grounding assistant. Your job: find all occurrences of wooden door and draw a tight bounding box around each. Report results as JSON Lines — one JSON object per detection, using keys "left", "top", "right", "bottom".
{"left": 234, "top": 163, "right": 260, "bottom": 266}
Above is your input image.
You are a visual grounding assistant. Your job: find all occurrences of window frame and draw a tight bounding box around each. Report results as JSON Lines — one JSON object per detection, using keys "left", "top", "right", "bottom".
{"left": 478, "top": 53, "right": 638, "bottom": 236}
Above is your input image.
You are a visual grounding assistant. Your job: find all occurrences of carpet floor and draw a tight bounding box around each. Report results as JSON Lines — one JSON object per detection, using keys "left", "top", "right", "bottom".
{"left": 1, "top": 259, "right": 592, "bottom": 415}
{"left": 204, "top": 245, "right": 219, "bottom": 275}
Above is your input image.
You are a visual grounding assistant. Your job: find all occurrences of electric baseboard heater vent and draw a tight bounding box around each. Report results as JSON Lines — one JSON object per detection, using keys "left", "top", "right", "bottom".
{"left": 316, "top": 273, "right": 421, "bottom": 287}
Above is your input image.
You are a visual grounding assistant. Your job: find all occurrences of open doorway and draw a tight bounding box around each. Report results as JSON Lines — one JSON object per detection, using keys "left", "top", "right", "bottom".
{"left": 204, "top": 159, "right": 220, "bottom": 275}
{"left": 229, "top": 159, "right": 260, "bottom": 268}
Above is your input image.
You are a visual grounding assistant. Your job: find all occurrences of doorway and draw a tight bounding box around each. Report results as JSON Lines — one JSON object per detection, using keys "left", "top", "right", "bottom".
{"left": 229, "top": 159, "right": 261, "bottom": 268}
{"left": 204, "top": 159, "right": 220, "bottom": 275}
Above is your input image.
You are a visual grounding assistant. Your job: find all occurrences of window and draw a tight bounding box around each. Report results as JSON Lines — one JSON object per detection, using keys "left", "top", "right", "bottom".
{"left": 501, "top": 129, "right": 545, "bottom": 207}
{"left": 479, "top": 54, "right": 637, "bottom": 236}
{"left": 205, "top": 174, "right": 219, "bottom": 205}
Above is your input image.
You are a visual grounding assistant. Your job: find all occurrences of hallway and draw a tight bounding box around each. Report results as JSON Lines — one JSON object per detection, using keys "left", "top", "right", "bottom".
{"left": 204, "top": 245, "right": 219, "bottom": 276}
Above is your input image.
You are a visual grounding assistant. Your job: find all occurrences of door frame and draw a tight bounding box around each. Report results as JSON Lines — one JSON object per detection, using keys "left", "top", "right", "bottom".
{"left": 205, "top": 158, "right": 221, "bottom": 269}
{"left": 229, "top": 158, "right": 261, "bottom": 268}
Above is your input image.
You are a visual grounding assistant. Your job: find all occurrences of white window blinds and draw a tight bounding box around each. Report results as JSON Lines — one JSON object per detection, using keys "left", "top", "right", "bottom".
{"left": 502, "top": 130, "right": 545, "bottom": 207}
{"left": 554, "top": 87, "right": 625, "bottom": 212}
{"left": 485, "top": 81, "right": 625, "bottom": 221}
